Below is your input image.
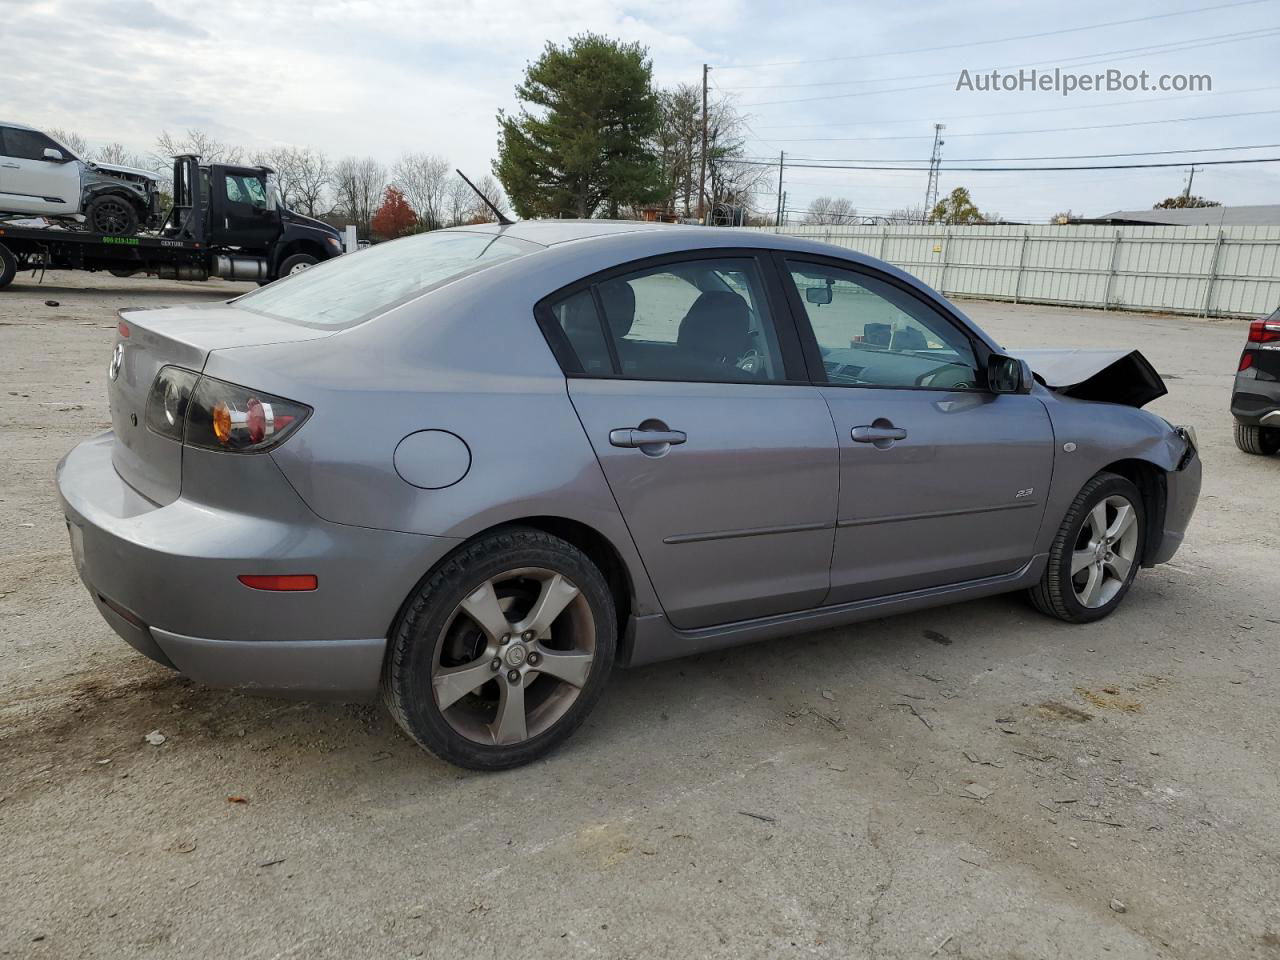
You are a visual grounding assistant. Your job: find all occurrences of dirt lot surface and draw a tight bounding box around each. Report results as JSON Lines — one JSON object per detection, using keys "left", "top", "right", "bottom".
{"left": 1, "top": 271, "right": 1277, "bottom": 959}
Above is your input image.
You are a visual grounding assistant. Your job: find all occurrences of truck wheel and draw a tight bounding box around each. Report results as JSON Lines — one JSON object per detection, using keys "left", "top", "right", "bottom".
{"left": 1234, "top": 420, "right": 1280, "bottom": 455}
{"left": 0, "top": 243, "right": 16, "bottom": 290}
{"left": 278, "top": 253, "right": 318, "bottom": 277}
{"left": 86, "top": 195, "right": 139, "bottom": 236}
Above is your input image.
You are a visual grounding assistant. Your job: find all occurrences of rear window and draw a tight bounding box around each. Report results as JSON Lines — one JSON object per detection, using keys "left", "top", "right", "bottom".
{"left": 237, "top": 231, "right": 538, "bottom": 328}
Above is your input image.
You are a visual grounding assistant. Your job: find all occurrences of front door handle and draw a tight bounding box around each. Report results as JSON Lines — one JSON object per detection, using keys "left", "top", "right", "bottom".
{"left": 609, "top": 428, "right": 687, "bottom": 448}
{"left": 0, "top": 162, "right": 20, "bottom": 169}
{"left": 852, "top": 424, "right": 908, "bottom": 443}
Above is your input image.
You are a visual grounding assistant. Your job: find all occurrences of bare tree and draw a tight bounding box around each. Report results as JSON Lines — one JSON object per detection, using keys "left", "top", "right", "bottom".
{"left": 444, "top": 175, "right": 476, "bottom": 226}
{"left": 332, "top": 156, "right": 386, "bottom": 236}
{"left": 886, "top": 204, "right": 929, "bottom": 224}
{"left": 655, "top": 86, "right": 766, "bottom": 221}
{"left": 471, "top": 174, "right": 508, "bottom": 221}
{"left": 92, "top": 142, "right": 150, "bottom": 168}
{"left": 48, "top": 128, "right": 89, "bottom": 157}
{"left": 804, "top": 196, "right": 857, "bottom": 225}
{"left": 252, "top": 146, "right": 331, "bottom": 215}
{"left": 391, "top": 153, "right": 451, "bottom": 229}
{"left": 152, "top": 129, "right": 244, "bottom": 170}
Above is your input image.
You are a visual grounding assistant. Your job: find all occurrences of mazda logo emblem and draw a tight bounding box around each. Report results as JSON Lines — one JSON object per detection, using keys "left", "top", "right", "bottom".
{"left": 109, "top": 343, "right": 124, "bottom": 381}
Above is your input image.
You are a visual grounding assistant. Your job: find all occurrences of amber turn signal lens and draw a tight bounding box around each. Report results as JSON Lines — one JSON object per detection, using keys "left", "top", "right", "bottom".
{"left": 212, "top": 402, "right": 233, "bottom": 444}
{"left": 237, "top": 574, "right": 318, "bottom": 591}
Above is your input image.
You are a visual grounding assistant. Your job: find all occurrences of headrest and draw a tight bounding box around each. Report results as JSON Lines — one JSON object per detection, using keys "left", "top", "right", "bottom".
{"left": 598, "top": 279, "right": 636, "bottom": 339}
{"left": 677, "top": 291, "right": 751, "bottom": 360}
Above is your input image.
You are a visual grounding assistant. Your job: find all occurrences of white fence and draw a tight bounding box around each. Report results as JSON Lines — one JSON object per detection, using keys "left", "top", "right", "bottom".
{"left": 754, "top": 223, "right": 1280, "bottom": 319}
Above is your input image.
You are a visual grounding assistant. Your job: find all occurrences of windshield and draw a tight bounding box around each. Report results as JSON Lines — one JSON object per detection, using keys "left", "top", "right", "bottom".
{"left": 237, "top": 231, "right": 538, "bottom": 328}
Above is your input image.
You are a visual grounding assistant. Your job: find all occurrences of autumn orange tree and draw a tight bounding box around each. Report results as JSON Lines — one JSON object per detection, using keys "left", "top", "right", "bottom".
{"left": 371, "top": 186, "right": 417, "bottom": 239}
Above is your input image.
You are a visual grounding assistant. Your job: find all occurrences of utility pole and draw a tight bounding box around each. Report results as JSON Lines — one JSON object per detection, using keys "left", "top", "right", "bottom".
{"left": 698, "top": 63, "right": 710, "bottom": 224}
{"left": 775, "top": 151, "right": 785, "bottom": 227}
{"left": 923, "top": 123, "right": 946, "bottom": 222}
{"left": 1182, "top": 165, "right": 1204, "bottom": 200}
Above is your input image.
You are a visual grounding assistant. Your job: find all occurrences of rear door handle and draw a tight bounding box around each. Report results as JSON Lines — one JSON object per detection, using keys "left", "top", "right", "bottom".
{"left": 609, "top": 428, "right": 687, "bottom": 448}
{"left": 0, "top": 163, "right": 20, "bottom": 169}
{"left": 852, "top": 425, "right": 908, "bottom": 443}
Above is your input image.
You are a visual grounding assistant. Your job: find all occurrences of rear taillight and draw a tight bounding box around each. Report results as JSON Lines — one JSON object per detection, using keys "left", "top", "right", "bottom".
{"left": 1247, "top": 319, "right": 1280, "bottom": 345}
{"left": 145, "top": 367, "right": 311, "bottom": 453}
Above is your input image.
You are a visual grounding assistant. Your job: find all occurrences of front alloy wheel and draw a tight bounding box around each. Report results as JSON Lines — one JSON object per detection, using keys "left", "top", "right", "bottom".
{"left": 383, "top": 528, "right": 616, "bottom": 770}
{"left": 1069, "top": 495, "right": 1140, "bottom": 609}
{"left": 1029, "top": 472, "right": 1145, "bottom": 623}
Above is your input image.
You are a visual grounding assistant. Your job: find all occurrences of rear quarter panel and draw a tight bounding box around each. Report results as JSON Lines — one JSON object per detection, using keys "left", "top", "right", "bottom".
{"left": 210, "top": 258, "right": 663, "bottom": 616}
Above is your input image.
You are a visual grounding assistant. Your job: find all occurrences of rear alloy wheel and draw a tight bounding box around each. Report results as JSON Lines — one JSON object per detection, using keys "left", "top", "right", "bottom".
{"left": 383, "top": 528, "right": 616, "bottom": 770}
{"left": 1233, "top": 420, "right": 1280, "bottom": 455}
{"left": 1029, "top": 472, "right": 1145, "bottom": 624}
{"left": 86, "top": 195, "right": 139, "bottom": 236}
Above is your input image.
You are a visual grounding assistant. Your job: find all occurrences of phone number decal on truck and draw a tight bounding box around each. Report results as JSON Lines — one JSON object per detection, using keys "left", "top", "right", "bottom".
{"left": 101, "top": 236, "right": 140, "bottom": 246}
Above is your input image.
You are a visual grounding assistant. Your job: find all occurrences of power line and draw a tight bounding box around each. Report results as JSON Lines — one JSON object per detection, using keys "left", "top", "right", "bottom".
{"left": 746, "top": 108, "right": 1280, "bottom": 144}
{"left": 736, "top": 156, "right": 1280, "bottom": 173}
{"left": 719, "top": 28, "right": 1271, "bottom": 91}
{"left": 736, "top": 28, "right": 1280, "bottom": 107}
{"left": 713, "top": 0, "right": 1274, "bottom": 70}
{"left": 744, "top": 142, "right": 1280, "bottom": 165}
{"left": 744, "top": 85, "right": 1280, "bottom": 132}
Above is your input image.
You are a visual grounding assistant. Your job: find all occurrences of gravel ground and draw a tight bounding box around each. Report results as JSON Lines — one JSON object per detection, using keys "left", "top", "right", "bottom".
{"left": 1, "top": 271, "right": 1277, "bottom": 960}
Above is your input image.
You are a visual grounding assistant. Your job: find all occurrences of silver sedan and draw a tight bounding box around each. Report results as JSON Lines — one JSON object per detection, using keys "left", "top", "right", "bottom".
{"left": 57, "top": 221, "right": 1201, "bottom": 769}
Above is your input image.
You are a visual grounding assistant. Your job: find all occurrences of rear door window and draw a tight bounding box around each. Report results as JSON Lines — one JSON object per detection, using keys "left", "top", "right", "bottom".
{"left": 548, "top": 257, "right": 789, "bottom": 383}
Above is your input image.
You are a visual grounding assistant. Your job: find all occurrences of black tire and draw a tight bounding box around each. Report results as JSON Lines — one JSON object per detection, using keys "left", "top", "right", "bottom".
{"left": 1028, "top": 472, "right": 1145, "bottom": 624}
{"left": 383, "top": 527, "right": 616, "bottom": 770}
{"left": 85, "top": 194, "right": 140, "bottom": 236}
{"left": 0, "top": 243, "right": 15, "bottom": 290}
{"left": 277, "top": 253, "right": 318, "bottom": 278}
{"left": 1233, "top": 420, "right": 1280, "bottom": 456}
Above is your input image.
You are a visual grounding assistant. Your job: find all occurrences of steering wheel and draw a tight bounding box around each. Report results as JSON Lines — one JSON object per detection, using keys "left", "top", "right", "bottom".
{"left": 736, "top": 347, "right": 765, "bottom": 376}
{"left": 915, "top": 362, "right": 974, "bottom": 389}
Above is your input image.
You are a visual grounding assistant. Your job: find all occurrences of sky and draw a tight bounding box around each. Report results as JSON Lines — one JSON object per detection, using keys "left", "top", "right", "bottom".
{"left": 4, "top": 0, "right": 1278, "bottom": 222}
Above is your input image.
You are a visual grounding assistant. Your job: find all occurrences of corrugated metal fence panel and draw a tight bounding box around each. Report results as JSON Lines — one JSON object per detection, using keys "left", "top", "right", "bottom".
{"left": 752, "top": 223, "right": 1280, "bottom": 318}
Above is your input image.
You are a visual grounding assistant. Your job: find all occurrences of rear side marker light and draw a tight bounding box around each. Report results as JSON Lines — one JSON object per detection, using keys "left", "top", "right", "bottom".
{"left": 117, "top": 321, "right": 131, "bottom": 338}
{"left": 238, "top": 574, "right": 318, "bottom": 592}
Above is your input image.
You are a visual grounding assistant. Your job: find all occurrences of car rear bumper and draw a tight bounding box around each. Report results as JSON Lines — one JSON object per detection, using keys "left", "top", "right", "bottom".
{"left": 56, "top": 432, "right": 461, "bottom": 700}
{"left": 1230, "top": 376, "right": 1280, "bottom": 426}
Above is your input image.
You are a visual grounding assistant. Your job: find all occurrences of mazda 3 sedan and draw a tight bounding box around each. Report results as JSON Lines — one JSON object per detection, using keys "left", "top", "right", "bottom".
{"left": 57, "top": 221, "right": 1201, "bottom": 769}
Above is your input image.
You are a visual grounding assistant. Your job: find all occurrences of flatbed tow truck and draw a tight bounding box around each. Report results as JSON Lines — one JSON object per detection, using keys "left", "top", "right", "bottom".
{"left": 0, "top": 154, "right": 344, "bottom": 290}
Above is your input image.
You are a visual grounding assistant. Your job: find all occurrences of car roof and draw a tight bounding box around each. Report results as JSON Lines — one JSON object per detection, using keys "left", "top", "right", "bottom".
{"left": 0, "top": 121, "right": 40, "bottom": 132}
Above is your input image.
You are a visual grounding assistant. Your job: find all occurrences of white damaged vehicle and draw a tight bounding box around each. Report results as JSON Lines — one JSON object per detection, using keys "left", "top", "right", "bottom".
{"left": 0, "top": 122, "right": 160, "bottom": 235}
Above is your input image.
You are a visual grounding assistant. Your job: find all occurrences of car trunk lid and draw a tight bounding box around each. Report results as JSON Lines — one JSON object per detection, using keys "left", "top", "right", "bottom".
{"left": 108, "top": 302, "right": 332, "bottom": 504}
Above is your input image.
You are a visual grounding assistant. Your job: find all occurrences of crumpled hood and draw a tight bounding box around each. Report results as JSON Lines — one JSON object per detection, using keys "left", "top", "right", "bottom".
{"left": 89, "top": 160, "right": 159, "bottom": 182}
{"left": 1016, "top": 348, "right": 1168, "bottom": 408}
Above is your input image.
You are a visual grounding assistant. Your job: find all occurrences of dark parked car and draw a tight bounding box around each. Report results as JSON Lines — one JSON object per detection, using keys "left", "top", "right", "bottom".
{"left": 57, "top": 221, "right": 1201, "bottom": 769}
{"left": 1231, "top": 308, "right": 1280, "bottom": 455}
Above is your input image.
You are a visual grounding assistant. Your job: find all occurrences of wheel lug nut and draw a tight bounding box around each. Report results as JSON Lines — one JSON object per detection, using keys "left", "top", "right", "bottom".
{"left": 522, "top": 631, "right": 533, "bottom": 641}
{"left": 500, "top": 634, "right": 510, "bottom": 645}
{"left": 490, "top": 658, "right": 501, "bottom": 671}
{"left": 507, "top": 670, "right": 520, "bottom": 683}
{"left": 528, "top": 652, "right": 540, "bottom": 666}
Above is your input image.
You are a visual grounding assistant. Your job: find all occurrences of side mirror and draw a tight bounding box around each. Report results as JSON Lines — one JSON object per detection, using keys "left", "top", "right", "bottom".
{"left": 805, "top": 285, "right": 833, "bottom": 306}
{"left": 988, "top": 354, "right": 1033, "bottom": 394}
{"left": 42, "top": 147, "right": 65, "bottom": 162}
